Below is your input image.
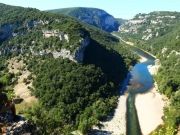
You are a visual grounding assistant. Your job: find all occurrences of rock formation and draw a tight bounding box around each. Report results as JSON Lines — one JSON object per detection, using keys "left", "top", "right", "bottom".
{"left": 0, "top": 92, "right": 36, "bottom": 135}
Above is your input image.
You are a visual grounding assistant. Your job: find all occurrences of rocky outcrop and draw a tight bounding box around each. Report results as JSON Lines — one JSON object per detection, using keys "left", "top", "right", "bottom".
{"left": 0, "top": 118, "right": 36, "bottom": 135}
{"left": 0, "top": 20, "right": 49, "bottom": 42}
{"left": 5, "top": 120, "right": 36, "bottom": 135}
{"left": 0, "top": 92, "right": 36, "bottom": 135}
{"left": 0, "top": 37, "right": 90, "bottom": 63}
{"left": 0, "top": 24, "right": 90, "bottom": 63}
{"left": 49, "top": 37, "right": 90, "bottom": 62}
{"left": 29, "top": 36, "right": 90, "bottom": 63}
{"left": 42, "top": 30, "right": 69, "bottom": 42}
{"left": 52, "top": 49, "right": 75, "bottom": 61}
{"left": 26, "top": 20, "right": 49, "bottom": 29}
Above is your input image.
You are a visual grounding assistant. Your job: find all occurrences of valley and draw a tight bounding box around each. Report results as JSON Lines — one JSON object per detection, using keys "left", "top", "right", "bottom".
{"left": 116, "top": 35, "right": 166, "bottom": 135}
{"left": 117, "top": 12, "right": 180, "bottom": 135}
{"left": 0, "top": 2, "right": 179, "bottom": 135}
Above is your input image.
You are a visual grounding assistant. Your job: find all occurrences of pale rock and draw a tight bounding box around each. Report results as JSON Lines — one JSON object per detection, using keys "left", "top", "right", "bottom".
{"left": 176, "top": 35, "right": 179, "bottom": 40}
{"left": 162, "top": 48, "right": 167, "bottom": 57}
{"left": 145, "top": 33, "right": 153, "bottom": 40}
{"left": 42, "top": 29, "right": 69, "bottom": 42}
{"left": 167, "top": 50, "right": 180, "bottom": 58}
{"left": 147, "top": 29, "right": 152, "bottom": 33}
{"left": 129, "top": 19, "right": 145, "bottom": 25}
{"left": 151, "top": 20, "right": 158, "bottom": 24}
{"left": 64, "top": 34, "right": 69, "bottom": 43}
{"left": 52, "top": 49, "right": 75, "bottom": 62}
{"left": 156, "top": 32, "right": 159, "bottom": 37}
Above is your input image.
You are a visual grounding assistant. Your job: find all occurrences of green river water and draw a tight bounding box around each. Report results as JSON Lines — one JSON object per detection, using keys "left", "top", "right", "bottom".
{"left": 125, "top": 45, "right": 155, "bottom": 135}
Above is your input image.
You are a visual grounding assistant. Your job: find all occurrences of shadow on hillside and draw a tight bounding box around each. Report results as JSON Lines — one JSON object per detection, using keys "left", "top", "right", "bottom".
{"left": 84, "top": 39, "right": 128, "bottom": 85}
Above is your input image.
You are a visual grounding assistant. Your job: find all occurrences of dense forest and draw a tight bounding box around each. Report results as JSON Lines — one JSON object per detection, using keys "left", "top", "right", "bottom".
{"left": 23, "top": 57, "right": 118, "bottom": 134}
{"left": 0, "top": 56, "right": 15, "bottom": 98}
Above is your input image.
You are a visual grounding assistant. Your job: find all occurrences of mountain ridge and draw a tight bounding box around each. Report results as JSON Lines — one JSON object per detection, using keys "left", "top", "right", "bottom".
{"left": 48, "top": 7, "right": 123, "bottom": 32}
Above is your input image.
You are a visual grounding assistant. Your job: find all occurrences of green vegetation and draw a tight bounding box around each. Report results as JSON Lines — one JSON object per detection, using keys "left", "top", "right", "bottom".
{"left": 119, "top": 12, "right": 180, "bottom": 134}
{"left": 48, "top": 7, "right": 121, "bottom": 32}
{"left": 116, "top": 18, "right": 127, "bottom": 26}
{"left": 0, "top": 56, "right": 15, "bottom": 99}
{"left": 0, "top": 2, "right": 120, "bottom": 55}
{"left": 22, "top": 39, "right": 137, "bottom": 134}
{"left": 119, "top": 11, "right": 180, "bottom": 44}
{"left": 23, "top": 57, "right": 119, "bottom": 134}
{"left": 144, "top": 25, "right": 180, "bottom": 135}
{"left": 0, "top": 3, "right": 137, "bottom": 134}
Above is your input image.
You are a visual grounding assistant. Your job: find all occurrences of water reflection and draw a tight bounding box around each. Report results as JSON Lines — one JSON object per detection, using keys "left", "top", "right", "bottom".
{"left": 128, "top": 62, "right": 154, "bottom": 94}
{"left": 126, "top": 46, "right": 156, "bottom": 135}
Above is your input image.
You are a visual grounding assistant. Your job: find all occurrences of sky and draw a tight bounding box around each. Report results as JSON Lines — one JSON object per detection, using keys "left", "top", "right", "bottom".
{"left": 0, "top": 0, "right": 180, "bottom": 19}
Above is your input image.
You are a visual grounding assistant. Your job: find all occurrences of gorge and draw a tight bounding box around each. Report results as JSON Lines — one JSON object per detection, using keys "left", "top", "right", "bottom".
{"left": 91, "top": 35, "right": 165, "bottom": 135}
{"left": 0, "top": 2, "right": 179, "bottom": 135}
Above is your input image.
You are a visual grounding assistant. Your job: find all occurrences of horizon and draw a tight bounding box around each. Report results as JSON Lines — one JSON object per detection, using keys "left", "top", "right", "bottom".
{"left": 0, "top": 0, "right": 180, "bottom": 19}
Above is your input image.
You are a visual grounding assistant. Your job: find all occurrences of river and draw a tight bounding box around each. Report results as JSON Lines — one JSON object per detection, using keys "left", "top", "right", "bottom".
{"left": 90, "top": 35, "right": 158, "bottom": 135}
{"left": 124, "top": 45, "right": 155, "bottom": 135}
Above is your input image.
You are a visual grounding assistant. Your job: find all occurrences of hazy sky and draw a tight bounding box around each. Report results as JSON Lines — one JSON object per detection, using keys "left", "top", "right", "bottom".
{"left": 0, "top": 0, "right": 180, "bottom": 19}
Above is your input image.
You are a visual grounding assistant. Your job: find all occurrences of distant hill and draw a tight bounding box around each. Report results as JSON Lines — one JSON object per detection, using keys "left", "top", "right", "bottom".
{"left": 118, "top": 11, "right": 180, "bottom": 41}
{"left": 116, "top": 18, "right": 127, "bottom": 25}
{"left": 48, "top": 7, "right": 123, "bottom": 32}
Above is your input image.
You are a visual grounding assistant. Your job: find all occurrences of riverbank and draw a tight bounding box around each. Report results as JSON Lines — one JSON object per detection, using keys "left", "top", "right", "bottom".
{"left": 147, "top": 59, "right": 160, "bottom": 75}
{"left": 135, "top": 57, "right": 166, "bottom": 135}
{"left": 92, "top": 95, "right": 127, "bottom": 135}
{"left": 112, "top": 33, "right": 167, "bottom": 135}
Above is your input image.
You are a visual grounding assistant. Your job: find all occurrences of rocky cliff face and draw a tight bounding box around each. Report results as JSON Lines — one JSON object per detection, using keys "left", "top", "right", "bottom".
{"left": 0, "top": 22, "right": 90, "bottom": 63}
{"left": 48, "top": 7, "right": 120, "bottom": 32}
{"left": 0, "top": 27, "right": 90, "bottom": 63}
{"left": 1, "top": 119, "right": 36, "bottom": 135}
{"left": 0, "top": 92, "right": 36, "bottom": 135}
{"left": 50, "top": 37, "right": 90, "bottom": 62}
{"left": 0, "top": 20, "right": 49, "bottom": 43}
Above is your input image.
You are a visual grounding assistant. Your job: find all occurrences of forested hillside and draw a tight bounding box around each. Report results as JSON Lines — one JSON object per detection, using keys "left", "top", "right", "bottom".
{"left": 0, "top": 3, "right": 137, "bottom": 134}
{"left": 118, "top": 12, "right": 180, "bottom": 135}
{"left": 48, "top": 7, "right": 121, "bottom": 32}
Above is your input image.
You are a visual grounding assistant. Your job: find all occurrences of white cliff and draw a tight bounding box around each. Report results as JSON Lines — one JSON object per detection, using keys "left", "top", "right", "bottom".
{"left": 42, "top": 30, "right": 69, "bottom": 42}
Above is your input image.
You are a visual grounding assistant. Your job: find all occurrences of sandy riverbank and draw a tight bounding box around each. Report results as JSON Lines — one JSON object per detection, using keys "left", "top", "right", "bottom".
{"left": 112, "top": 34, "right": 166, "bottom": 135}
{"left": 139, "top": 56, "right": 148, "bottom": 63}
{"left": 135, "top": 57, "right": 166, "bottom": 135}
{"left": 135, "top": 85, "right": 166, "bottom": 135}
{"left": 93, "top": 95, "right": 127, "bottom": 135}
